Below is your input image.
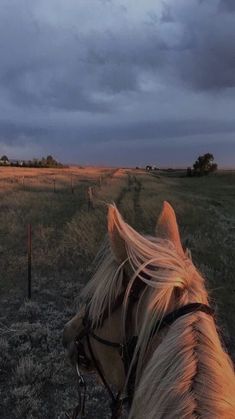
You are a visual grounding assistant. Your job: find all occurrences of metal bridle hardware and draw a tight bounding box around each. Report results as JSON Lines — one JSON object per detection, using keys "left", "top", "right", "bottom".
{"left": 65, "top": 364, "right": 86, "bottom": 419}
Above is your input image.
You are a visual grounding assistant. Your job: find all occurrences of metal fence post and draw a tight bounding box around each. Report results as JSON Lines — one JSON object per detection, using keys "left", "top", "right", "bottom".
{"left": 28, "top": 224, "right": 32, "bottom": 299}
{"left": 71, "top": 175, "right": 74, "bottom": 194}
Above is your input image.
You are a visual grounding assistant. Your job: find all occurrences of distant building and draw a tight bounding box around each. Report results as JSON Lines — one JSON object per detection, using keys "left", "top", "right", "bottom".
{"left": 9, "top": 159, "right": 24, "bottom": 166}
{"left": 145, "top": 165, "right": 159, "bottom": 171}
{"left": 0, "top": 159, "right": 10, "bottom": 166}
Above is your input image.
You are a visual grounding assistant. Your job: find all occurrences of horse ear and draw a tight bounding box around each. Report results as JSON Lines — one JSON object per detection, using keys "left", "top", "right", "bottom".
{"left": 156, "top": 201, "right": 184, "bottom": 257}
{"left": 108, "top": 205, "right": 128, "bottom": 263}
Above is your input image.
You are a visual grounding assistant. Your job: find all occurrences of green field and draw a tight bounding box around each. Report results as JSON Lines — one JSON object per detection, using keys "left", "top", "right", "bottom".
{"left": 0, "top": 167, "right": 235, "bottom": 418}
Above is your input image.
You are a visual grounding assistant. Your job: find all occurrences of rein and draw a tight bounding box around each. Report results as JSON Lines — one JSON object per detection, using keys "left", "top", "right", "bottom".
{"left": 70, "top": 283, "right": 214, "bottom": 418}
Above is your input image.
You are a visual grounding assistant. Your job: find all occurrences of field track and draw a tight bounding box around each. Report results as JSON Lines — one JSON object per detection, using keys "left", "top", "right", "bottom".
{"left": 0, "top": 167, "right": 235, "bottom": 418}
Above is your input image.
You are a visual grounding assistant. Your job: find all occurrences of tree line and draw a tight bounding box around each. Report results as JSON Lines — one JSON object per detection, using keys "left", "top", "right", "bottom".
{"left": 0, "top": 155, "right": 65, "bottom": 168}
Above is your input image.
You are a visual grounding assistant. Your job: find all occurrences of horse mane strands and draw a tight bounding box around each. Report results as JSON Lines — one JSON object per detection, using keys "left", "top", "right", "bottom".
{"left": 81, "top": 236, "right": 127, "bottom": 328}
{"left": 129, "top": 311, "right": 235, "bottom": 419}
{"left": 116, "top": 212, "right": 209, "bottom": 388}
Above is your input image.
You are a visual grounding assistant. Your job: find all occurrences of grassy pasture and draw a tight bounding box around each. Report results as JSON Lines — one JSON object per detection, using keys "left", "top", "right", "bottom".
{"left": 0, "top": 167, "right": 234, "bottom": 418}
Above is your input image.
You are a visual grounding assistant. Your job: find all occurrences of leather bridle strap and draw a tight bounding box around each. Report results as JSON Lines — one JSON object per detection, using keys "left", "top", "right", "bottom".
{"left": 86, "top": 334, "right": 126, "bottom": 419}
{"left": 151, "top": 303, "right": 214, "bottom": 335}
{"left": 89, "top": 330, "right": 123, "bottom": 351}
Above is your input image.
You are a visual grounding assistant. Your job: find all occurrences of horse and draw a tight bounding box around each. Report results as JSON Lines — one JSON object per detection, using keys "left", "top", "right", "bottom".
{"left": 63, "top": 201, "right": 235, "bottom": 418}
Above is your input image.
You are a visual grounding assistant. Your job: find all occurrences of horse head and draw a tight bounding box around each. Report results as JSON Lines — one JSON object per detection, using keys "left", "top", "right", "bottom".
{"left": 63, "top": 202, "right": 235, "bottom": 418}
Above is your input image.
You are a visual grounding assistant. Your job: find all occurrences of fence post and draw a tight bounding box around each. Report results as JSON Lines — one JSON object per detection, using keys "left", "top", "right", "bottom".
{"left": 87, "top": 186, "right": 94, "bottom": 210}
{"left": 53, "top": 176, "right": 56, "bottom": 193}
{"left": 128, "top": 174, "right": 131, "bottom": 191}
{"left": 27, "top": 224, "right": 32, "bottom": 299}
{"left": 71, "top": 175, "right": 74, "bottom": 194}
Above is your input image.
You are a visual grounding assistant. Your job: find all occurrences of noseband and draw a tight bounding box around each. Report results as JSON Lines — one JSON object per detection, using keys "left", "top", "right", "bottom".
{"left": 71, "top": 277, "right": 214, "bottom": 418}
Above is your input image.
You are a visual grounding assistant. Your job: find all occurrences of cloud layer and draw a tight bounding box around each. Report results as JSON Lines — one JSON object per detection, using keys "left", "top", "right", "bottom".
{"left": 0, "top": 0, "right": 234, "bottom": 166}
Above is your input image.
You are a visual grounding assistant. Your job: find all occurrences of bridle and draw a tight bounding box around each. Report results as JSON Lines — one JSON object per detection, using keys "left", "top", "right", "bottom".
{"left": 71, "top": 282, "right": 144, "bottom": 419}
{"left": 68, "top": 277, "right": 214, "bottom": 419}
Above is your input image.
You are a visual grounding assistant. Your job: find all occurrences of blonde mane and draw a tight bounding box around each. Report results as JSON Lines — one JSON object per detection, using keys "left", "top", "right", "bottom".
{"left": 82, "top": 204, "right": 235, "bottom": 418}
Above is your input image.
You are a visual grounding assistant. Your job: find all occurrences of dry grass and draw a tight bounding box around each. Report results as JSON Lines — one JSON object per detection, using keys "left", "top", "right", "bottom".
{"left": 0, "top": 166, "right": 234, "bottom": 418}
{"left": 0, "top": 165, "right": 115, "bottom": 193}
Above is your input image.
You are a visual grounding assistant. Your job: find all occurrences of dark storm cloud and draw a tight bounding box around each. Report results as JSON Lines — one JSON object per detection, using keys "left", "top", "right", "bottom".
{"left": 160, "top": 2, "right": 174, "bottom": 23}
{"left": 0, "top": 0, "right": 234, "bottom": 166}
{"left": 78, "top": 118, "right": 235, "bottom": 143}
{"left": 4, "top": 117, "right": 232, "bottom": 148}
{"left": 176, "top": 2, "right": 235, "bottom": 90}
{"left": 0, "top": 121, "right": 46, "bottom": 141}
{"left": 218, "top": 0, "right": 235, "bottom": 12}
{"left": 1, "top": 0, "right": 234, "bottom": 106}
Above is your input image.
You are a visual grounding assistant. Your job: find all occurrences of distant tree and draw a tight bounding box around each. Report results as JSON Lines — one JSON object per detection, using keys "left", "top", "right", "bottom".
{"left": 32, "top": 158, "right": 39, "bottom": 167}
{"left": 0, "top": 153, "right": 64, "bottom": 168}
{"left": 186, "top": 167, "right": 192, "bottom": 177}
{"left": 41, "top": 157, "right": 46, "bottom": 167}
{"left": 1, "top": 155, "right": 9, "bottom": 162}
{"left": 210, "top": 163, "right": 218, "bottom": 173}
{"left": 46, "top": 155, "right": 55, "bottom": 166}
{"left": 193, "top": 153, "right": 218, "bottom": 176}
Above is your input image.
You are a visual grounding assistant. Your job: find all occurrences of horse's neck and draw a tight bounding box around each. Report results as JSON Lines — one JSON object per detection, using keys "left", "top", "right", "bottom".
{"left": 129, "top": 311, "right": 235, "bottom": 419}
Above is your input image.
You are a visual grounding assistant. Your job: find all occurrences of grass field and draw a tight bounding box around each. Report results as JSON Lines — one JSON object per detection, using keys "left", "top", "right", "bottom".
{"left": 0, "top": 167, "right": 235, "bottom": 418}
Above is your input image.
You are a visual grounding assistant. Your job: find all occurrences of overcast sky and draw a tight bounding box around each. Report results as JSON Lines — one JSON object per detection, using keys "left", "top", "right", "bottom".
{"left": 0, "top": 0, "right": 234, "bottom": 167}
